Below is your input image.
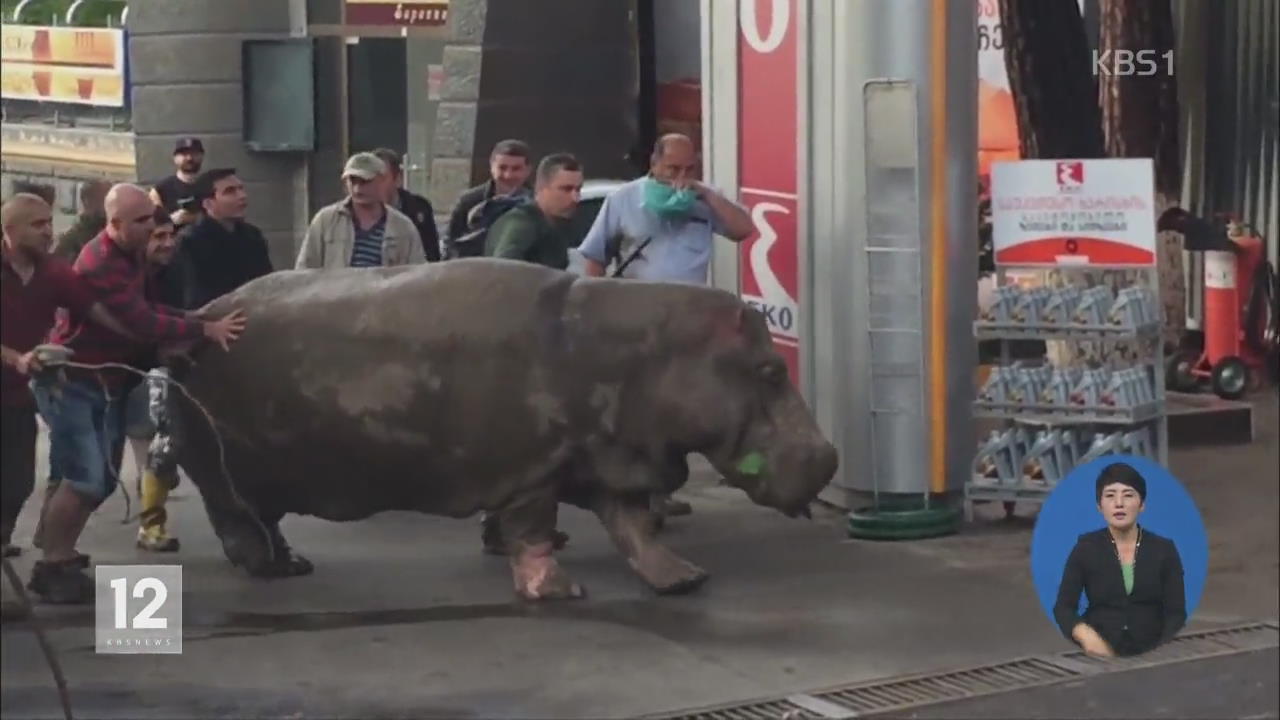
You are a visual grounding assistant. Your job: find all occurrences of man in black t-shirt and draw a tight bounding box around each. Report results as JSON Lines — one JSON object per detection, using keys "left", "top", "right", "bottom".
{"left": 150, "top": 137, "right": 205, "bottom": 230}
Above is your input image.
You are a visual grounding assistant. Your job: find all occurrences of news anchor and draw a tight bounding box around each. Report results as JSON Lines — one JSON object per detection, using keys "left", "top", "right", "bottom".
{"left": 1054, "top": 461, "right": 1187, "bottom": 657}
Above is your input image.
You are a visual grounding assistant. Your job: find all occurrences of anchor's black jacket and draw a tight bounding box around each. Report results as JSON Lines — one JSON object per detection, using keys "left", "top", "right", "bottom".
{"left": 1053, "top": 527, "right": 1187, "bottom": 657}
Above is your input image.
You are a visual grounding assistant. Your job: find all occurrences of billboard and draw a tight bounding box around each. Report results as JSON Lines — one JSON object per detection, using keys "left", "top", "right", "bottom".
{"left": 737, "top": 0, "right": 802, "bottom": 386}
{"left": 1, "top": 25, "right": 127, "bottom": 107}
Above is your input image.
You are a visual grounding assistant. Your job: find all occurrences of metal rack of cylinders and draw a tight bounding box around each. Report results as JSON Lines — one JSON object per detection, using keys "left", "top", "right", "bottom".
{"left": 700, "top": 0, "right": 978, "bottom": 536}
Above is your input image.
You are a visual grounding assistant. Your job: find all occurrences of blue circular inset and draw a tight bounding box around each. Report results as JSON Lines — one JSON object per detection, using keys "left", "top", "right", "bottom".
{"left": 1029, "top": 455, "right": 1209, "bottom": 628}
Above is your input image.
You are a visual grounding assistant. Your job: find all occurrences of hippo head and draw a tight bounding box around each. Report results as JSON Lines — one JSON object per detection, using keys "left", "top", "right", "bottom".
{"left": 655, "top": 301, "right": 839, "bottom": 517}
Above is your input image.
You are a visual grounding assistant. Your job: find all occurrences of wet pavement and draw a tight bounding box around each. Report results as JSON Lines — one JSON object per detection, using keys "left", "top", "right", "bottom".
{"left": 1, "top": 391, "right": 1276, "bottom": 719}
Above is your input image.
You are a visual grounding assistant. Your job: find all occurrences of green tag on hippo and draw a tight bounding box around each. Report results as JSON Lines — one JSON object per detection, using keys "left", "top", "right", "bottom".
{"left": 736, "top": 451, "right": 766, "bottom": 476}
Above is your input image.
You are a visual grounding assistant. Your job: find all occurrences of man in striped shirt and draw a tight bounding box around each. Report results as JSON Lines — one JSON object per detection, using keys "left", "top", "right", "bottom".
{"left": 294, "top": 153, "right": 423, "bottom": 269}
{"left": 27, "top": 184, "right": 246, "bottom": 604}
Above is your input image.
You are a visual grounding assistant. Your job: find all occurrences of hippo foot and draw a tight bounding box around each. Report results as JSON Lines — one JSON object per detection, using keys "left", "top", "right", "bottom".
{"left": 633, "top": 550, "right": 709, "bottom": 595}
{"left": 246, "top": 551, "right": 315, "bottom": 579}
{"left": 222, "top": 530, "right": 314, "bottom": 579}
{"left": 510, "top": 541, "right": 585, "bottom": 601}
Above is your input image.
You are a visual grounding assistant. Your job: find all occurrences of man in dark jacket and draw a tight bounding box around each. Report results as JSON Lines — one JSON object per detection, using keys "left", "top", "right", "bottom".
{"left": 372, "top": 148, "right": 441, "bottom": 262}
{"left": 172, "top": 168, "right": 273, "bottom": 310}
{"left": 55, "top": 180, "right": 110, "bottom": 261}
{"left": 442, "top": 139, "right": 534, "bottom": 259}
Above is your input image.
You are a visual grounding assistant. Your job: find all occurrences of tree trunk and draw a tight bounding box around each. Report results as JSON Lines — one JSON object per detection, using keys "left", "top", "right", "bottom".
{"left": 1099, "top": 0, "right": 1185, "bottom": 347}
{"left": 1000, "top": 0, "right": 1106, "bottom": 159}
{"left": 999, "top": 0, "right": 1111, "bottom": 368}
{"left": 1099, "top": 0, "right": 1181, "bottom": 196}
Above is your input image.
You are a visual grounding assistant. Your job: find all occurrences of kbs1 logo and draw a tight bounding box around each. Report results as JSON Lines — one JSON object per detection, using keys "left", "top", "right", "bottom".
{"left": 1092, "top": 49, "right": 1174, "bottom": 77}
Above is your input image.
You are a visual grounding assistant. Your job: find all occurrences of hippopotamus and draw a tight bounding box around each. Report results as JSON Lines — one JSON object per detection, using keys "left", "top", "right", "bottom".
{"left": 168, "top": 259, "right": 839, "bottom": 599}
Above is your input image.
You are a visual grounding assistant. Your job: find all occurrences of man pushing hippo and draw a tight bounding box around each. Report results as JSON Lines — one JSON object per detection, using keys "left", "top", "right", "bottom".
{"left": 165, "top": 259, "right": 838, "bottom": 599}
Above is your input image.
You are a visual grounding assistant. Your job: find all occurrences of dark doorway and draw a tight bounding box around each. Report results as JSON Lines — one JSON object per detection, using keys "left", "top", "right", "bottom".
{"left": 346, "top": 37, "right": 407, "bottom": 155}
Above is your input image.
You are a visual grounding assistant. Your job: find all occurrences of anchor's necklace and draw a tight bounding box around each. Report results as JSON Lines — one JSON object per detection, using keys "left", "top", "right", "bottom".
{"left": 1111, "top": 525, "right": 1143, "bottom": 564}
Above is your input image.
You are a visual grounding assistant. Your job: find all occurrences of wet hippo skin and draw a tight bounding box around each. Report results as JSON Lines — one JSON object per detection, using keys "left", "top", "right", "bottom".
{"left": 169, "top": 259, "right": 839, "bottom": 600}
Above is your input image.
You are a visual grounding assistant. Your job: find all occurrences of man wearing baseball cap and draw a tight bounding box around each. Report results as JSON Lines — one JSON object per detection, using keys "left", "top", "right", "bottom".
{"left": 295, "top": 152, "right": 424, "bottom": 269}
{"left": 150, "top": 137, "right": 205, "bottom": 230}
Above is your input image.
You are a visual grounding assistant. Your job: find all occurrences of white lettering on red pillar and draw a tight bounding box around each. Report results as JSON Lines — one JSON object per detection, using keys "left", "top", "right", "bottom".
{"left": 737, "top": 0, "right": 802, "bottom": 385}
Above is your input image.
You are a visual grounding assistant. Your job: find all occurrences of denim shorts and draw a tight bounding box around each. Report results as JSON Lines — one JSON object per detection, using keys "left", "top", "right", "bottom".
{"left": 30, "top": 376, "right": 124, "bottom": 504}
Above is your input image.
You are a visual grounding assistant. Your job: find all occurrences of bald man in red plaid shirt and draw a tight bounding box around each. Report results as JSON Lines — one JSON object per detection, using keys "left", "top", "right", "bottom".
{"left": 27, "top": 183, "right": 246, "bottom": 604}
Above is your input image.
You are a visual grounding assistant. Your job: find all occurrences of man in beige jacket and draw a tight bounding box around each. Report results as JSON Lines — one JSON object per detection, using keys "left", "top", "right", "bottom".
{"left": 295, "top": 153, "right": 425, "bottom": 269}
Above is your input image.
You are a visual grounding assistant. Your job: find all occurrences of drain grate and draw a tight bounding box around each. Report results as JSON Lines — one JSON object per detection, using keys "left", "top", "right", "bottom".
{"left": 648, "top": 621, "right": 1278, "bottom": 720}
{"left": 1059, "top": 620, "right": 1279, "bottom": 671}
{"left": 673, "top": 699, "right": 822, "bottom": 720}
{"left": 812, "top": 656, "right": 1076, "bottom": 715}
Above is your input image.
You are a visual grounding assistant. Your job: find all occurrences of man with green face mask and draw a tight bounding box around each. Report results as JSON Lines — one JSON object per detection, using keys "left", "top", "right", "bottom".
{"left": 578, "top": 134, "right": 754, "bottom": 285}
{"left": 578, "top": 134, "right": 755, "bottom": 520}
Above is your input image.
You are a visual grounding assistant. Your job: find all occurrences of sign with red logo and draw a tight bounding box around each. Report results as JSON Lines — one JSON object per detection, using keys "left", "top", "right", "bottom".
{"left": 991, "top": 158, "right": 1156, "bottom": 266}
{"left": 737, "top": 0, "right": 802, "bottom": 385}
{"left": 1055, "top": 161, "right": 1085, "bottom": 189}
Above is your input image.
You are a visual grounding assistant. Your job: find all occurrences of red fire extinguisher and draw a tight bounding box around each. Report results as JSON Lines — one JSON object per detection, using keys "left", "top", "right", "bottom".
{"left": 1160, "top": 210, "right": 1278, "bottom": 399}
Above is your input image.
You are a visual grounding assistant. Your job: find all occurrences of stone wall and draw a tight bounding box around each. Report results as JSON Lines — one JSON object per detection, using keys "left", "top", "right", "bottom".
{"left": 126, "top": 0, "right": 308, "bottom": 271}
{"left": 428, "top": 0, "right": 641, "bottom": 219}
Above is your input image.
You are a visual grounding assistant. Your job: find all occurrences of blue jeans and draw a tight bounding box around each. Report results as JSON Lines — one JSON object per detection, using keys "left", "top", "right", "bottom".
{"left": 30, "top": 377, "right": 123, "bottom": 505}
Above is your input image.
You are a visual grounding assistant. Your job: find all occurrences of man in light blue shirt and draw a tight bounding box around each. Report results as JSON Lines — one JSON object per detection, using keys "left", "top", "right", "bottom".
{"left": 577, "top": 134, "right": 754, "bottom": 521}
{"left": 578, "top": 134, "right": 754, "bottom": 285}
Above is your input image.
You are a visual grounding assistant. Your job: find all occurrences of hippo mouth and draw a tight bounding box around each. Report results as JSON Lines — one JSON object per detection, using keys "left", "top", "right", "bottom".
{"left": 736, "top": 466, "right": 814, "bottom": 519}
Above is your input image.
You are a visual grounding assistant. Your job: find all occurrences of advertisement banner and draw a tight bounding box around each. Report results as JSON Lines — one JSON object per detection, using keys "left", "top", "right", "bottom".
{"left": 977, "top": 0, "right": 1086, "bottom": 178}
{"left": 737, "top": 0, "right": 802, "bottom": 385}
{"left": 1, "top": 26, "right": 126, "bottom": 107}
{"left": 345, "top": 0, "right": 448, "bottom": 26}
{"left": 991, "top": 158, "right": 1157, "bottom": 267}
{"left": 977, "top": 0, "right": 1019, "bottom": 177}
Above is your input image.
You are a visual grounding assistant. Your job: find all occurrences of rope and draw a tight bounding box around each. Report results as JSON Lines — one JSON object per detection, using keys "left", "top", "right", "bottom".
{"left": 2, "top": 557, "right": 74, "bottom": 720}
{"left": 10, "top": 352, "right": 274, "bottom": 720}
{"left": 36, "top": 358, "right": 276, "bottom": 565}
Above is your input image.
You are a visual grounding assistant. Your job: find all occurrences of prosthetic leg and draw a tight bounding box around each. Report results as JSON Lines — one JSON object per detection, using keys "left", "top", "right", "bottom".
{"left": 137, "top": 369, "right": 179, "bottom": 553}
{"left": 137, "top": 467, "right": 180, "bottom": 552}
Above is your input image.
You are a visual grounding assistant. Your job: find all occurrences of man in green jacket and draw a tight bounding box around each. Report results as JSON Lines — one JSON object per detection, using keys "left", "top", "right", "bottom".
{"left": 55, "top": 180, "right": 111, "bottom": 261}
{"left": 484, "top": 153, "right": 583, "bottom": 269}
{"left": 476, "top": 153, "right": 582, "bottom": 555}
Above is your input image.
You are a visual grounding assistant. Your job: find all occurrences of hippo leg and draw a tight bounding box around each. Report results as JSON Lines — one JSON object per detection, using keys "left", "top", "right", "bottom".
{"left": 496, "top": 493, "right": 584, "bottom": 601}
{"left": 595, "top": 494, "right": 709, "bottom": 595}
{"left": 480, "top": 512, "right": 570, "bottom": 556}
{"left": 207, "top": 505, "right": 313, "bottom": 579}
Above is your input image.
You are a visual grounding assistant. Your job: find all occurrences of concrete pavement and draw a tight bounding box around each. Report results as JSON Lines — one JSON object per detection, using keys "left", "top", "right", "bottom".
{"left": 2, "top": 391, "right": 1276, "bottom": 718}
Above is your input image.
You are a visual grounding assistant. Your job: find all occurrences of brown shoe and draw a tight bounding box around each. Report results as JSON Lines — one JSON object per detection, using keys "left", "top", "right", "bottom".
{"left": 27, "top": 559, "right": 94, "bottom": 605}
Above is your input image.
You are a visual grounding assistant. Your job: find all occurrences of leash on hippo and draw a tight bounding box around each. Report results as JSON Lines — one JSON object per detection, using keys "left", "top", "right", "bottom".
{"left": 29, "top": 345, "right": 279, "bottom": 566}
